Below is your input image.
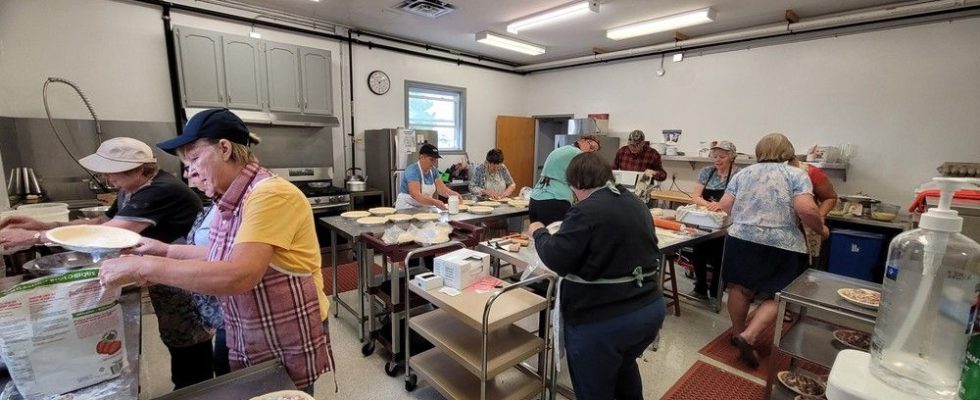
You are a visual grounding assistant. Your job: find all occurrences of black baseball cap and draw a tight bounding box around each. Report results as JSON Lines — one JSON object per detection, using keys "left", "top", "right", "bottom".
{"left": 419, "top": 143, "right": 441, "bottom": 159}
{"left": 157, "top": 108, "right": 249, "bottom": 155}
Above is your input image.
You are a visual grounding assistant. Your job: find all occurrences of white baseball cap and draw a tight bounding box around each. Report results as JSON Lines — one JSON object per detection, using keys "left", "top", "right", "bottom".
{"left": 79, "top": 137, "right": 158, "bottom": 173}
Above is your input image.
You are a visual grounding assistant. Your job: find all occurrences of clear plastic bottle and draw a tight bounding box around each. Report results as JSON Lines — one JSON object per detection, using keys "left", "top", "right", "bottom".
{"left": 870, "top": 178, "right": 980, "bottom": 399}
{"left": 447, "top": 195, "right": 459, "bottom": 215}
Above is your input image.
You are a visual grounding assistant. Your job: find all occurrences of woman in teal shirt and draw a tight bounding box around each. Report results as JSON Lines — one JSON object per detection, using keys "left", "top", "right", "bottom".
{"left": 528, "top": 135, "right": 600, "bottom": 225}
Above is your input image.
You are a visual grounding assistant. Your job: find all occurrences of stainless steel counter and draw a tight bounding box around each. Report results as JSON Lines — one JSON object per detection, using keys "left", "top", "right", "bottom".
{"left": 153, "top": 360, "right": 295, "bottom": 400}
{"left": 0, "top": 289, "right": 141, "bottom": 399}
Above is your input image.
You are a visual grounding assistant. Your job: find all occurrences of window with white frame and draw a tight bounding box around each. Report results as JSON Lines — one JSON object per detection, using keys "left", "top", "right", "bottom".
{"left": 405, "top": 82, "right": 465, "bottom": 152}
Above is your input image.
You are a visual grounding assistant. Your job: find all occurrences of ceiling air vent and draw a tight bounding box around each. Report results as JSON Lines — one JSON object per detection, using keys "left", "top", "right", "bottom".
{"left": 394, "top": 0, "right": 456, "bottom": 18}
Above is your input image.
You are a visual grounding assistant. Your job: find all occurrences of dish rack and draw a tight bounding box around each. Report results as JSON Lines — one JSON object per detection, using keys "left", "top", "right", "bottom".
{"left": 358, "top": 221, "right": 484, "bottom": 376}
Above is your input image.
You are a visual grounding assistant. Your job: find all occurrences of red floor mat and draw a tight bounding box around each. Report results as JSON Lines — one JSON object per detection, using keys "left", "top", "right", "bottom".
{"left": 660, "top": 361, "right": 765, "bottom": 400}
{"left": 698, "top": 319, "right": 829, "bottom": 380}
{"left": 322, "top": 261, "right": 384, "bottom": 296}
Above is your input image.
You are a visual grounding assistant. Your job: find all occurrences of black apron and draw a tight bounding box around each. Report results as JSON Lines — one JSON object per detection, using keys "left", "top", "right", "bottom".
{"left": 701, "top": 165, "right": 733, "bottom": 202}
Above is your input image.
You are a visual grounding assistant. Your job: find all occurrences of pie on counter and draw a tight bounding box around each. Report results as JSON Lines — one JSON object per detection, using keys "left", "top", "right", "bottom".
{"left": 249, "top": 390, "right": 315, "bottom": 400}
{"left": 777, "top": 371, "right": 825, "bottom": 396}
{"left": 340, "top": 210, "right": 371, "bottom": 219}
{"left": 368, "top": 207, "right": 397, "bottom": 215}
{"left": 833, "top": 329, "right": 871, "bottom": 350}
{"left": 468, "top": 206, "right": 494, "bottom": 215}
{"left": 386, "top": 214, "right": 414, "bottom": 222}
{"left": 476, "top": 201, "right": 502, "bottom": 207}
{"left": 837, "top": 288, "right": 881, "bottom": 308}
{"left": 356, "top": 216, "right": 387, "bottom": 226}
{"left": 413, "top": 213, "right": 440, "bottom": 222}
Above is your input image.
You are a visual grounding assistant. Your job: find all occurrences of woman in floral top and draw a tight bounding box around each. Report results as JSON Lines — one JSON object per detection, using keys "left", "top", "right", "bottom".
{"left": 718, "top": 133, "right": 828, "bottom": 369}
{"left": 469, "top": 148, "right": 516, "bottom": 200}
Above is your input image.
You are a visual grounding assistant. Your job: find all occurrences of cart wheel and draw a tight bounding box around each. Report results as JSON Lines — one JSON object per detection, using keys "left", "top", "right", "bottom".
{"left": 405, "top": 373, "right": 418, "bottom": 391}
{"left": 361, "top": 341, "right": 375, "bottom": 356}
{"left": 384, "top": 360, "right": 402, "bottom": 377}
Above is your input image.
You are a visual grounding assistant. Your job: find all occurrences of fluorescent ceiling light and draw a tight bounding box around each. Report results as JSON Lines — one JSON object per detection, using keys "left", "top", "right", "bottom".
{"left": 507, "top": 1, "right": 599, "bottom": 34}
{"left": 476, "top": 31, "right": 545, "bottom": 56}
{"left": 607, "top": 7, "right": 715, "bottom": 40}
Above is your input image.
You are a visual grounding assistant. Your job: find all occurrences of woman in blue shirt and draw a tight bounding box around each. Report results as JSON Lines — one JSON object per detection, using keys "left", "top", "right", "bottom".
{"left": 394, "top": 143, "right": 460, "bottom": 209}
{"left": 718, "top": 133, "right": 828, "bottom": 369}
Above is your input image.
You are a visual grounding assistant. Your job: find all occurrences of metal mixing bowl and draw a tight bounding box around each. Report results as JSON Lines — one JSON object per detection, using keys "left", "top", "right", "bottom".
{"left": 80, "top": 205, "right": 110, "bottom": 219}
{"left": 22, "top": 251, "right": 114, "bottom": 277}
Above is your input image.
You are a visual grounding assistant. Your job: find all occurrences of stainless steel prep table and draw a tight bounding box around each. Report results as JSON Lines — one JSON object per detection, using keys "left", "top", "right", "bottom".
{"left": 318, "top": 204, "right": 529, "bottom": 341}
{"left": 153, "top": 360, "right": 295, "bottom": 400}
{"left": 768, "top": 268, "right": 880, "bottom": 399}
{"left": 0, "top": 289, "right": 142, "bottom": 399}
{"left": 476, "top": 226, "right": 727, "bottom": 311}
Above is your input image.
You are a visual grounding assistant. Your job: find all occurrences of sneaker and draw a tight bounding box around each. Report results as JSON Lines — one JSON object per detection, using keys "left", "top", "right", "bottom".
{"left": 686, "top": 289, "right": 709, "bottom": 300}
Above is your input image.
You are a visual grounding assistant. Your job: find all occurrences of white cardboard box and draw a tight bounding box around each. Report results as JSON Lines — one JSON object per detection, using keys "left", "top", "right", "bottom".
{"left": 433, "top": 249, "right": 490, "bottom": 290}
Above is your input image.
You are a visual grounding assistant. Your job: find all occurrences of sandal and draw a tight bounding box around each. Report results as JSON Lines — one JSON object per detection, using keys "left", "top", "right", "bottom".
{"left": 732, "top": 335, "right": 760, "bottom": 369}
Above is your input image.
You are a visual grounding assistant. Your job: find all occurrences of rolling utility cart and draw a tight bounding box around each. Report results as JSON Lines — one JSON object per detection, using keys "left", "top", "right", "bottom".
{"left": 402, "top": 256, "right": 556, "bottom": 400}
{"left": 358, "top": 221, "right": 484, "bottom": 376}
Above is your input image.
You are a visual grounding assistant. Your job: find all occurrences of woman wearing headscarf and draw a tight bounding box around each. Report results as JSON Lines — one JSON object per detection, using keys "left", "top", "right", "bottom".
{"left": 718, "top": 133, "right": 828, "bottom": 369}
{"left": 530, "top": 152, "right": 665, "bottom": 399}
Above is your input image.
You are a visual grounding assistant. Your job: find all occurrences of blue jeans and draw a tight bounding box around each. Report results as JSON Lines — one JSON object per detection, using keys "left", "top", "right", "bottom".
{"left": 564, "top": 297, "right": 666, "bottom": 400}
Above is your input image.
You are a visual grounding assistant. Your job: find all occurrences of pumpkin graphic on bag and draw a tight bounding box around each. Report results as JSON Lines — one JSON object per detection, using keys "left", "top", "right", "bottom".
{"left": 96, "top": 330, "right": 122, "bottom": 355}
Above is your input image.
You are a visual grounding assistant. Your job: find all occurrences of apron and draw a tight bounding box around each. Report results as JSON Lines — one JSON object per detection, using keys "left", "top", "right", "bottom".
{"left": 483, "top": 168, "right": 508, "bottom": 195}
{"left": 395, "top": 162, "right": 436, "bottom": 209}
{"left": 701, "top": 166, "right": 732, "bottom": 202}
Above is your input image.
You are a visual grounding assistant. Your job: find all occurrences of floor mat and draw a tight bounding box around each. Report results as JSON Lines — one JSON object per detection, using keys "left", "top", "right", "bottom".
{"left": 660, "top": 361, "right": 765, "bottom": 400}
{"left": 698, "top": 318, "right": 829, "bottom": 380}
{"left": 322, "top": 261, "right": 384, "bottom": 296}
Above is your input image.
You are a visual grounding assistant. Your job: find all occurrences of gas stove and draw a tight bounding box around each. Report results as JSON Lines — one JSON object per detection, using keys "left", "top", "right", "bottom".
{"left": 270, "top": 167, "right": 351, "bottom": 213}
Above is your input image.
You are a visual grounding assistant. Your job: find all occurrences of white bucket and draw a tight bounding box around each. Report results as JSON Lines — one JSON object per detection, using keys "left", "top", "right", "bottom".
{"left": 1, "top": 208, "right": 70, "bottom": 224}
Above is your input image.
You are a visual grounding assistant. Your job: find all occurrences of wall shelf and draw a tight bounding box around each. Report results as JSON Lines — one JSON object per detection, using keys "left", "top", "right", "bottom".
{"left": 661, "top": 156, "right": 850, "bottom": 181}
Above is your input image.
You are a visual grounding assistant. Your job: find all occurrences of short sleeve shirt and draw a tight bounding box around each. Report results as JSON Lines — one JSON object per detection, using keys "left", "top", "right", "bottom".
{"left": 725, "top": 163, "right": 813, "bottom": 253}
{"left": 697, "top": 165, "right": 741, "bottom": 190}
{"left": 397, "top": 162, "right": 441, "bottom": 195}
{"left": 531, "top": 145, "right": 582, "bottom": 203}
{"left": 105, "top": 170, "right": 212, "bottom": 347}
{"left": 106, "top": 170, "right": 202, "bottom": 243}
{"left": 233, "top": 177, "right": 329, "bottom": 320}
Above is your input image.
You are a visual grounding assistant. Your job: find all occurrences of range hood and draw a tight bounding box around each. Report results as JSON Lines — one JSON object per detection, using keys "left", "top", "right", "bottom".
{"left": 186, "top": 108, "right": 340, "bottom": 128}
{"left": 568, "top": 118, "right": 600, "bottom": 135}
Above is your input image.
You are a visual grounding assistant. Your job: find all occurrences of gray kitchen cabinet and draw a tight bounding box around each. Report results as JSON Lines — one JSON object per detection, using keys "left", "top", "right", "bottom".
{"left": 265, "top": 42, "right": 302, "bottom": 113}
{"left": 222, "top": 36, "right": 263, "bottom": 110}
{"left": 175, "top": 27, "right": 225, "bottom": 108}
{"left": 300, "top": 48, "right": 333, "bottom": 115}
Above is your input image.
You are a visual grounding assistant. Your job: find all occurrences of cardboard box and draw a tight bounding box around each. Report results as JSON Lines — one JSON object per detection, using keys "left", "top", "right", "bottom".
{"left": 433, "top": 249, "right": 490, "bottom": 290}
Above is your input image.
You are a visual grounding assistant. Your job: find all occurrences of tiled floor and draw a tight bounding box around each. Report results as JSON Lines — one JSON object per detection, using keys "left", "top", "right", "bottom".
{"left": 139, "top": 271, "right": 732, "bottom": 399}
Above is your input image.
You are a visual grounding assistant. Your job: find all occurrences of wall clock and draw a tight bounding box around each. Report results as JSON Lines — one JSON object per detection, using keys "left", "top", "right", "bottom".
{"left": 367, "top": 70, "right": 391, "bottom": 95}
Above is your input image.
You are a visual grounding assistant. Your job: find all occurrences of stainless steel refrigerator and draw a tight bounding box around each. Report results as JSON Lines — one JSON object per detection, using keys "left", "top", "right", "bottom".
{"left": 553, "top": 134, "right": 621, "bottom": 167}
{"left": 363, "top": 128, "right": 439, "bottom": 206}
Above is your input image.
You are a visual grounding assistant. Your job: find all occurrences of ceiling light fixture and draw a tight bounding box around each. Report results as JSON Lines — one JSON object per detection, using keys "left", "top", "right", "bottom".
{"left": 506, "top": 0, "right": 599, "bottom": 34}
{"left": 475, "top": 31, "right": 545, "bottom": 56}
{"left": 606, "top": 7, "right": 715, "bottom": 40}
{"left": 249, "top": 24, "right": 262, "bottom": 39}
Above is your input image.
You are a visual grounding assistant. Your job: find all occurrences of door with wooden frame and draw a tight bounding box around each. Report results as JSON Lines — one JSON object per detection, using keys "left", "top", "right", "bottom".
{"left": 495, "top": 116, "right": 535, "bottom": 190}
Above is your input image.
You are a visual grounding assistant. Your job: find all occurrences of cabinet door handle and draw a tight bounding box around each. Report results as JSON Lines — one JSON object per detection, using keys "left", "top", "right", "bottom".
{"left": 218, "top": 93, "right": 224, "bottom": 103}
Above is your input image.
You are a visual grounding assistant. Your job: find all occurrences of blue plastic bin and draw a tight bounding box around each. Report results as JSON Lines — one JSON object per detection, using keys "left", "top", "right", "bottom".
{"left": 828, "top": 229, "right": 885, "bottom": 282}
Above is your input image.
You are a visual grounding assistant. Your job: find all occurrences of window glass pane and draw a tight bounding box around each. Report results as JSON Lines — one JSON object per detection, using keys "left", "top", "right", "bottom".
{"left": 407, "top": 84, "right": 463, "bottom": 151}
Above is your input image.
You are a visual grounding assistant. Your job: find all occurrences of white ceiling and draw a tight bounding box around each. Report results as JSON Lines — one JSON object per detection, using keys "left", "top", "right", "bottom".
{"left": 226, "top": 0, "right": 912, "bottom": 65}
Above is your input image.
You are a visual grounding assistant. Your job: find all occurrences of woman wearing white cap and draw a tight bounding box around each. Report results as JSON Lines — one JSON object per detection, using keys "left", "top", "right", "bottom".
{"left": 0, "top": 137, "right": 214, "bottom": 389}
{"left": 688, "top": 140, "right": 740, "bottom": 300}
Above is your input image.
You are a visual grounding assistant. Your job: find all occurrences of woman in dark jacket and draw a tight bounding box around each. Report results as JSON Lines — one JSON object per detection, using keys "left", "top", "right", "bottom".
{"left": 529, "top": 152, "right": 666, "bottom": 400}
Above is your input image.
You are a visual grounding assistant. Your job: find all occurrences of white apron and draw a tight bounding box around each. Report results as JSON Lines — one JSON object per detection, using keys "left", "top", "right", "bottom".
{"left": 395, "top": 162, "right": 437, "bottom": 209}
